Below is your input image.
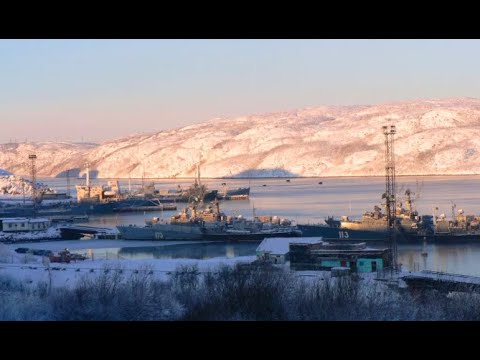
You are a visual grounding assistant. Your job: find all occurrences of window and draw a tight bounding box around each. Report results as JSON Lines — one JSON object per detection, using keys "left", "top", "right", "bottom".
{"left": 8, "top": 224, "right": 12, "bottom": 228}
{"left": 21, "top": 223, "right": 25, "bottom": 227}
{"left": 358, "top": 261, "right": 364, "bottom": 266}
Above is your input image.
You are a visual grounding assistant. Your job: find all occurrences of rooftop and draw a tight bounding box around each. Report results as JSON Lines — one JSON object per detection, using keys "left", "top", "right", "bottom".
{"left": 256, "top": 237, "right": 323, "bottom": 255}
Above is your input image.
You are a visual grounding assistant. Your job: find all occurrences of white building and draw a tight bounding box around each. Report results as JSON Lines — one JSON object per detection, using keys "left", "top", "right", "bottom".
{"left": 0, "top": 218, "right": 51, "bottom": 232}
{"left": 256, "top": 237, "right": 323, "bottom": 264}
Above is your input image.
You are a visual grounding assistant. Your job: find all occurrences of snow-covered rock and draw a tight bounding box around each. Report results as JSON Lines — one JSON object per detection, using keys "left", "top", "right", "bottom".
{"left": 0, "top": 175, "right": 54, "bottom": 196}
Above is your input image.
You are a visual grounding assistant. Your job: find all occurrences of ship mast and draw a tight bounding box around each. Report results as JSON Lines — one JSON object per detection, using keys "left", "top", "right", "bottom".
{"left": 66, "top": 169, "right": 71, "bottom": 198}
{"left": 382, "top": 125, "right": 397, "bottom": 270}
{"left": 196, "top": 152, "right": 202, "bottom": 187}
{"left": 196, "top": 163, "right": 200, "bottom": 186}
{"left": 451, "top": 202, "right": 457, "bottom": 223}
{"left": 29, "top": 154, "right": 37, "bottom": 218}
{"left": 85, "top": 162, "right": 91, "bottom": 198}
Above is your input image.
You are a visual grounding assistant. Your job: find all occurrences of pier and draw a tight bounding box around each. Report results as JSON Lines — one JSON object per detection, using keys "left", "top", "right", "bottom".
{"left": 59, "top": 225, "right": 121, "bottom": 240}
{"left": 400, "top": 270, "right": 480, "bottom": 293}
{"left": 112, "top": 204, "right": 177, "bottom": 212}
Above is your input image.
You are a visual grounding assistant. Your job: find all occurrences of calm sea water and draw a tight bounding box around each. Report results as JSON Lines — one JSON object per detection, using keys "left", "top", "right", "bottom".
{"left": 41, "top": 175, "right": 480, "bottom": 275}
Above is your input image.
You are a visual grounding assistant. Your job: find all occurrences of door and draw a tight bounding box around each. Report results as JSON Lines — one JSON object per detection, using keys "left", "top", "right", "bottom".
{"left": 350, "top": 261, "right": 357, "bottom": 272}
{"left": 371, "top": 261, "right": 377, "bottom": 272}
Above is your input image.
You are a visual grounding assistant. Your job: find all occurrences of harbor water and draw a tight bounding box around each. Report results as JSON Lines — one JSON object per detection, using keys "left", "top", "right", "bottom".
{"left": 29, "top": 175, "right": 480, "bottom": 276}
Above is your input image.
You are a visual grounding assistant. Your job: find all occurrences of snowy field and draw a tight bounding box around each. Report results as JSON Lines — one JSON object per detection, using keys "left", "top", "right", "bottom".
{"left": 0, "top": 239, "right": 258, "bottom": 289}
{"left": 0, "top": 255, "right": 257, "bottom": 289}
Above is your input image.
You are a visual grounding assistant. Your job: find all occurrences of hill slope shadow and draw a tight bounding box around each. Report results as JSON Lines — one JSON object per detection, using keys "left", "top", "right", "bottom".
{"left": 229, "top": 168, "right": 299, "bottom": 178}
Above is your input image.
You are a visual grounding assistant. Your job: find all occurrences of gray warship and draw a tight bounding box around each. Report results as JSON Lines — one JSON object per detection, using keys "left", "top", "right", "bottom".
{"left": 423, "top": 205, "right": 480, "bottom": 242}
{"left": 299, "top": 189, "right": 427, "bottom": 241}
{"left": 117, "top": 208, "right": 205, "bottom": 241}
{"left": 117, "top": 199, "right": 301, "bottom": 241}
{"left": 337, "top": 189, "right": 426, "bottom": 235}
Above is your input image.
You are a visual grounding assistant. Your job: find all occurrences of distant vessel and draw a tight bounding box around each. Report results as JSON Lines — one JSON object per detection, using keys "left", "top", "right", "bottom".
{"left": 298, "top": 189, "right": 426, "bottom": 242}
{"left": 217, "top": 186, "right": 250, "bottom": 200}
{"left": 297, "top": 223, "right": 388, "bottom": 242}
{"left": 117, "top": 199, "right": 301, "bottom": 241}
{"left": 155, "top": 162, "right": 218, "bottom": 203}
{"left": 117, "top": 200, "right": 228, "bottom": 241}
{"left": 425, "top": 206, "right": 480, "bottom": 242}
{"left": 155, "top": 163, "right": 250, "bottom": 203}
{"left": 117, "top": 218, "right": 205, "bottom": 241}
{"left": 74, "top": 165, "right": 172, "bottom": 214}
{"left": 338, "top": 190, "right": 423, "bottom": 235}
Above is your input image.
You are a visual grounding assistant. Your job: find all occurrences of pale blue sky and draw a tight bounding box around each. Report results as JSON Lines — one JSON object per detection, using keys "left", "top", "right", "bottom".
{"left": 1, "top": 39, "right": 479, "bottom": 143}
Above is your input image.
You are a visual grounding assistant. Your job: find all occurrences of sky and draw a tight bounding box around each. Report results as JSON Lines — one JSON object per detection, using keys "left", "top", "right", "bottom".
{"left": 1, "top": 39, "right": 480, "bottom": 144}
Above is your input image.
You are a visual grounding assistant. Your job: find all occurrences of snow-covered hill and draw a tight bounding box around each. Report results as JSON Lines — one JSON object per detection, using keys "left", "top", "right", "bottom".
{"left": 2, "top": 97, "right": 480, "bottom": 178}
{"left": 0, "top": 142, "right": 96, "bottom": 178}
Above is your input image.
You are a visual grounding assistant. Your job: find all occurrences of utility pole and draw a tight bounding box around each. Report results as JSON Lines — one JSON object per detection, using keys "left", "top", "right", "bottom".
{"left": 29, "top": 154, "right": 37, "bottom": 218}
{"left": 382, "top": 125, "right": 397, "bottom": 271}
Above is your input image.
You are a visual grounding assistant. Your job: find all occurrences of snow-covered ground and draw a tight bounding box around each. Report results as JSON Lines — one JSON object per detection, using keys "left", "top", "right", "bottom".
{"left": 2, "top": 97, "right": 480, "bottom": 178}
{"left": 0, "top": 236, "right": 395, "bottom": 291}
{"left": 0, "top": 227, "right": 62, "bottom": 242}
{"left": 0, "top": 239, "right": 257, "bottom": 288}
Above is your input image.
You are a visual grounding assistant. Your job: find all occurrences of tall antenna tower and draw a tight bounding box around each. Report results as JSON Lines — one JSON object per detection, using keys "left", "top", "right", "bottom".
{"left": 382, "top": 125, "right": 397, "bottom": 270}
{"left": 29, "top": 154, "right": 37, "bottom": 218}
